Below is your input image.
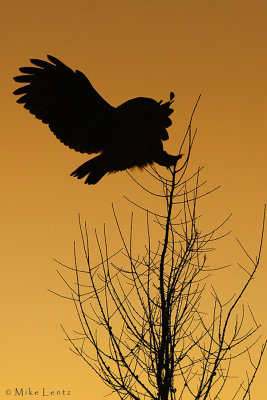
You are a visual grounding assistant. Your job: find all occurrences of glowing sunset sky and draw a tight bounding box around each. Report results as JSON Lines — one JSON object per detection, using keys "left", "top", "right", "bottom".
{"left": 1, "top": 1, "right": 267, "bottom": 399}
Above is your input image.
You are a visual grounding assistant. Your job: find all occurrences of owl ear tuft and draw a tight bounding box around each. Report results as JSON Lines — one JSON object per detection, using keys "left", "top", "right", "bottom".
{"left": 170, "top": 92, "right": 175, "bottom": 101}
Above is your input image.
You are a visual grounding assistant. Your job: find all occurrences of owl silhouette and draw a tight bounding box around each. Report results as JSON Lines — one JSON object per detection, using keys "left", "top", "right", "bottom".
{"left": 13, "top": 55, "right": 182, "bottom": 184}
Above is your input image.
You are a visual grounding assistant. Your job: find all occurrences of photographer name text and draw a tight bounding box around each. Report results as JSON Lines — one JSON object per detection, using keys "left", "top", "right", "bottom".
{"left": 5, "top": 387, "right": 71, "bottom": 397}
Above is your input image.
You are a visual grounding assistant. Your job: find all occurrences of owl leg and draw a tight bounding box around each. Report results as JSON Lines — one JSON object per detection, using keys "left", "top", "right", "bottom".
{"left": 154, "top": 151, "right": 183, "bottom": 168}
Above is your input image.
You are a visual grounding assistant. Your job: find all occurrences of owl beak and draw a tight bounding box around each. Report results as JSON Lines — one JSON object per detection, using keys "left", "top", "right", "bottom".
{"left": 167, "top": 107, "right": 174, "bottom": 116}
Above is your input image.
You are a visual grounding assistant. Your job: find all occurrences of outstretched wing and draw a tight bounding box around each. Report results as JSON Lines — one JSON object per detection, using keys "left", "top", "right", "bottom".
{"left": 13, "top": 55, "right": 115, "bottom": 154}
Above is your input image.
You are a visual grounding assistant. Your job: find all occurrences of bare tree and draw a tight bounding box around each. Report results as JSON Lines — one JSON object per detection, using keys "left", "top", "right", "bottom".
{"left": 51, "top": 97, "right": 266, "bottom": 400}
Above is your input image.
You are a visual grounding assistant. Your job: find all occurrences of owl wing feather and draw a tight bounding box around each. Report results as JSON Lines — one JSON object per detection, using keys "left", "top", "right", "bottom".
{"left": 13, "top": 55, "right": 115, "bottom": 154}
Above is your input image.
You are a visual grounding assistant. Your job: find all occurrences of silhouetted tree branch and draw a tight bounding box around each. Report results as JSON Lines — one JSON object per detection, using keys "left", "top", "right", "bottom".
{"left": 50, "top": 97, "right": 266, "bottom": 400}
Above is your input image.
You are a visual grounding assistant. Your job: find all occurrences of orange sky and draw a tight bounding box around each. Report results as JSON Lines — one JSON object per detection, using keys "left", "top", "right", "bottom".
{"left": 1, "top": 1, "right": 267, "bottom": 399}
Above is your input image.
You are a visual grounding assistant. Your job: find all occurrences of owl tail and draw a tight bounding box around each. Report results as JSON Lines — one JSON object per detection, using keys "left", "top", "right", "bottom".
{"left": 70, "top": 154, "right": 108, "bottom": 185}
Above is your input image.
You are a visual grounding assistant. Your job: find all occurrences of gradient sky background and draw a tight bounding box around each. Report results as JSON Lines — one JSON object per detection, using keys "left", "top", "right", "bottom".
{"left": 1, "top": 0, "right": 267, "bottom": 399}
